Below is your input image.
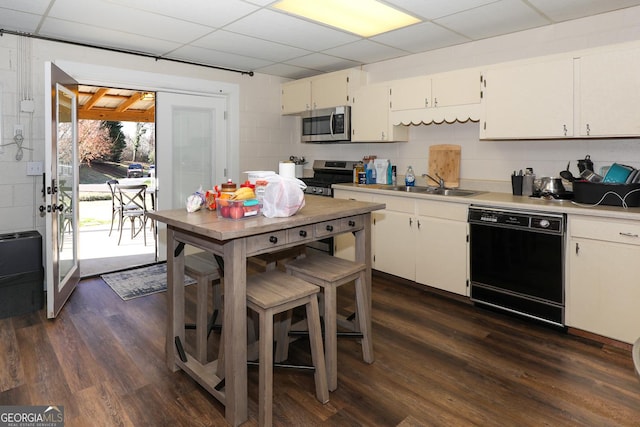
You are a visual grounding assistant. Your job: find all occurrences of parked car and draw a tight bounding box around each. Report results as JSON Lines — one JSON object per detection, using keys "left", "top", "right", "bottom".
{"left": 127, "top": 163, "right": 144, "bottom": 178}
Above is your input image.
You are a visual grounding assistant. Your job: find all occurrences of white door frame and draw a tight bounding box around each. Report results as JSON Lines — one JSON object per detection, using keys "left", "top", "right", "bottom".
{"left": 54, "top": 60, "right": 240, "bottom": 181}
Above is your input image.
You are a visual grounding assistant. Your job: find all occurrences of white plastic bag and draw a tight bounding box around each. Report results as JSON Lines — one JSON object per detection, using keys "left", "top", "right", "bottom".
{"left": 262, "top": 175, "right": 306, "bottom": 218}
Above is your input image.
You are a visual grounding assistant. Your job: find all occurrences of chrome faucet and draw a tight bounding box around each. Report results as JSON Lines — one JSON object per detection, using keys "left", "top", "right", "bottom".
{"left": 423, "top": 173, "right": 446, "bottom": 188}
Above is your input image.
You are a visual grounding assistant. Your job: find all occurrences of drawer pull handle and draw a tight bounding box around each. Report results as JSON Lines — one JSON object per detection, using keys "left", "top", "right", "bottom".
{"left": 619, "top": 232, "right": 639, "bottom": 238}
{"left": 326, "top": 225, "right": 334, "bottom": 232}
{"left": 269, "top": 236, "right": 278, "bottom": 244}
{"left": 299, "top": 230, "right": 307, "bottom": 237}
{"left": 348, "top": 220, "right": 356, "bottom": 227}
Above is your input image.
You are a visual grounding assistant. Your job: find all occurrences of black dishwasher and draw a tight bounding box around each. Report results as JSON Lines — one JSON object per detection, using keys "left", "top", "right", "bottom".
{"left": 468, "top": 206, "right": 565, "bottom": 327}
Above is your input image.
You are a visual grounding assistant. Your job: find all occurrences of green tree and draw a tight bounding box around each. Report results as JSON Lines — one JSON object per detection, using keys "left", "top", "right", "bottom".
{"left": 102, "top": 121, "right": 126, "bottom": 162}
{"left": 132, "top": 122, "right": 147, "bottom": 162}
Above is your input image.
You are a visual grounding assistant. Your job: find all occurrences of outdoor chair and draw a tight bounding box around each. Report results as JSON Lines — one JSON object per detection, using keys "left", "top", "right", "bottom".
{"left": 106, "top": 179, "right": 121, "bottom": 236}
{"left": 115, "top": 184, "right": 149, "bottom": 246}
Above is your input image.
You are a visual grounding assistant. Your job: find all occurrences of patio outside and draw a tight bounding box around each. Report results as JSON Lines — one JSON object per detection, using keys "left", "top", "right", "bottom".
{"left": 78, "top": 163, "right": 156, "bottom": 277}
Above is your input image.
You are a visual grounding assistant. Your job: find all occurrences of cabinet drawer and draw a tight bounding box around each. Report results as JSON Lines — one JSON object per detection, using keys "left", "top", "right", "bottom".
{"left": 570, "top": 216, "right": 640, "bottom": 245}
{"left": 415, "top": 199, "right": 468, "bottom": 221}
{"left": 287, "top": 226, "right": 313, "bottom": 244}
{"left": 315, "top": 220, "right": 341, "bottom": 237}
{"left": 341, "top": 215, "right": 364, "bottom": 231}
{"left": 372, "top": 194, "right": 414, "bottom": 213}
{"left": 246, "top": 231, "right": 287, "bottom": 253}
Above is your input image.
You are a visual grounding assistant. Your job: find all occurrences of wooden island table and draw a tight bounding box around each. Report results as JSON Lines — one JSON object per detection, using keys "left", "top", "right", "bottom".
{"left": 147, "top": 196, "right": 385, "bottom": 426}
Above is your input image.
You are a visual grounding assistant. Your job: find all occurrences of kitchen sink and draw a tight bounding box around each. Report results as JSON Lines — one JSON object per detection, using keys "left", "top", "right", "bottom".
{"left": 382, "top": 185, "right": 481, "bottom": 197}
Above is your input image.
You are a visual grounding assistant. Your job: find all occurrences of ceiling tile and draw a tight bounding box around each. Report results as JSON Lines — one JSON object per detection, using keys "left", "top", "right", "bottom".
{"left": 254, "top": 62, "right": 319, "bottom": 79}
{"left": 49, "top": 0, "right": 212, "bottom": 43}
{"left": 40, "top": 18, "right": 182, "bottom": 55}
{"left": 168, "top": 45, "right": 273, "bottom": 71}
{"left": 371, "top": 21, "right": 470, "bottom": 53}
{"left": 0, "top": 8, "right": 45, "bottom": 32}
{"left": 193, "top": 30, "right": 311, "bottom": 62}
{"left": 0, "top": 0, "right": 51, "bottom": 14}
{"left": 435, "top": 0, "right": 550, "bottom": 40}
{"left": 224, "top": 9, "right": 360, "bottom": 51}
{"left": 383, "top": 0, "right": 499, "bottom": 20}
{"left": 323, "top": 40, "right": 408, "bottom": 64}
{"left": 284, "top": 53, "right": 361, "bottom": 72}
{"left": 106, "top": 0, "right": 260, "bottom": 28}
{"left": 527, "top": 0, "right": 640, "bottom": 22}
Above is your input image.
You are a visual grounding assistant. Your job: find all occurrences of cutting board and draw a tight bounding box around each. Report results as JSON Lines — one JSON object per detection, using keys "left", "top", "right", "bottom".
{"left": 428, "top": 144, "right": 461, "bottom": 188}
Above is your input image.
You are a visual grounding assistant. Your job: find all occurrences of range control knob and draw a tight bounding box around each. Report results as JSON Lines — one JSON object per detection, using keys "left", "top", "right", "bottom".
{"left": 539, "top": 219, "right": 550, "bottom": 228}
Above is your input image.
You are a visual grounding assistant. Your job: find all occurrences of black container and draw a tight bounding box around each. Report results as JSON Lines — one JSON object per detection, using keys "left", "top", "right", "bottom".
{"left": 573, "top": 181, "right": 640, "bottom": 207}
{"left": 0, "top": 231, "right": 44, "bottom": 319}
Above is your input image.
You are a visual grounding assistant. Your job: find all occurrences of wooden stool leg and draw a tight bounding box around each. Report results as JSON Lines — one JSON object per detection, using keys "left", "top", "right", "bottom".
{"left": 196, "top": 275, "right": 209, "bottom": 363}
{"left": 306, "top": 296, "right": 329, "bottom": 404}
{"left": 323, "top": 285, "right": 338, "bottom": 391}
{"left": 258, "top": 307, "right": 274, "bottom": 427}
{"left": 354, "top": 272, "right": 374, "bottom": 363}
{"left": 274, "top": 310, "right": 293, "bottom": 363}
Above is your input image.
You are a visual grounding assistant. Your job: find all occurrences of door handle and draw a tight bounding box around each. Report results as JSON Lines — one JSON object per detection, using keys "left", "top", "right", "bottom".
{"left": 575, "top": 242, "right": 579, "bottom": 255}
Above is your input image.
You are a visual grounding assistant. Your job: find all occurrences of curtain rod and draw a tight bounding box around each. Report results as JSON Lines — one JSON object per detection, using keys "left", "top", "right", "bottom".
{"left": 0, "top": 28, "right": 255, "bottom": 77}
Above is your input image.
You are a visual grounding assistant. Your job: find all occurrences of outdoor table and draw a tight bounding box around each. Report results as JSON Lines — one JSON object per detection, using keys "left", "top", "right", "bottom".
{"left": 147, "top": 196, "right": 384, "bottom": 426}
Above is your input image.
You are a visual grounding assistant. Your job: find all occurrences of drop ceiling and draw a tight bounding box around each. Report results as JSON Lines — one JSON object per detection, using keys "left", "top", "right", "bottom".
{"left": 2, "top": 0, "right": 640, "bottom": 79}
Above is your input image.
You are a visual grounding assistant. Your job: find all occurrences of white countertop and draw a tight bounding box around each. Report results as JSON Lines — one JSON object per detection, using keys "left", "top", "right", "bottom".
{"left": 332, "top": 183, "right": 640, "bottom": 221}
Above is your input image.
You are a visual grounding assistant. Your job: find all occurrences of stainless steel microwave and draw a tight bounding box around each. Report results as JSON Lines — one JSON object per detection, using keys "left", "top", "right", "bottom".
{"left": 301, "top": 106, "right": 351, "bottom": 143}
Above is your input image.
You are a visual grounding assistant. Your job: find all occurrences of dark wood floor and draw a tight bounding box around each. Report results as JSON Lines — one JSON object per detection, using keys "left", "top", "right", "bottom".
{"left": 1, "top": 272, "right": 639, "bottom": 426}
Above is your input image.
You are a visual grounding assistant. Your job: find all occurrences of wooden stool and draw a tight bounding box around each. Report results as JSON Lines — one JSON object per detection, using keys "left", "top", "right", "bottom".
{"left": 217, "top": 270, "right": 329, "bottom": 427}
{"left": 184, "top": 252, "right": 222, "bottom": 364}
{"left": 284, "top": 252, "right": 373, "bottom": 391}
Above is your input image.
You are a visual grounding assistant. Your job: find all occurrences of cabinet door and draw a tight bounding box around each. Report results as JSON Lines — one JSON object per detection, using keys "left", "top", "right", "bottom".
{"left": 579, "top": 47, "right": 640, "bottom": 137}
{"left": 390, "top": 76, "right": 431, "bottom": 111}
{"left": 351, "top": 84, "right": 390, "bottom": 141}
{"left": 281, "top": 79, "right": 311, "bottom": 114}
{"left": 567, "top": 238, "right": 640, "bottom": 343}
{"left": 432, "top": 69, "right": 481, "bottom": 107}
{"left": 372, "top": 210, "right": 415, "bottom": 280}
{"left": 481, "top": 58, "right": 574, "bottom": 139}
{"left": 415, "top": 217, "right": 468, "bottom": 295}
{"left": 312, "top": 71, "right": 350, "bottom": 110}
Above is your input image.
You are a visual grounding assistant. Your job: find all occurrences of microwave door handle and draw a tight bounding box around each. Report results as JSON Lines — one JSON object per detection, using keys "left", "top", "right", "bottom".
{"left": 329, "top": 112, "right": 334, "bottom": 137}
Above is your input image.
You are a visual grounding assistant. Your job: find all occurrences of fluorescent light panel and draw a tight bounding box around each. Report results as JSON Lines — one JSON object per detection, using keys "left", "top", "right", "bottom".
{"left": 273, "top": 0, "right": 421, "bottom": 37}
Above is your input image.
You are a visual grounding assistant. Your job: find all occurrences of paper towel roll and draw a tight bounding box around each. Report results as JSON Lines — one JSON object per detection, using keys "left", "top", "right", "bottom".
{"left": 279, "top": 161, "right": 296, "bottom": 178}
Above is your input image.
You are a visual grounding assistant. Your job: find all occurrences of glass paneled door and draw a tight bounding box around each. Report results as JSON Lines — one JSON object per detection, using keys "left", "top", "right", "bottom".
{"left": 155, "top": 92, "right": 227, "bottom": 261}
{"left": 44, "top": 62, "right": 80, "bottom": 318}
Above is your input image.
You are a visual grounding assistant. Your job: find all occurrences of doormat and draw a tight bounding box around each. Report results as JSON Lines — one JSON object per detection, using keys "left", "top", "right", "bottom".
{"left": 101, "top": 263, "right": 195, "bottom": 301}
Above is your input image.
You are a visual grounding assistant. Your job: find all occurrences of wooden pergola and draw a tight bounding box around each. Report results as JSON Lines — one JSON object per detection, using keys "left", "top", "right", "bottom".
{"left": 78, "top": 85, "right": 155, "bottom": 123}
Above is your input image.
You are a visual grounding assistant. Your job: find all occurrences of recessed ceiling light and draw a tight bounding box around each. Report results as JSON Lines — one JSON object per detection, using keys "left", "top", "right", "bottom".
{"left": 273, "top": 0, "right": 421, "bottom": 37}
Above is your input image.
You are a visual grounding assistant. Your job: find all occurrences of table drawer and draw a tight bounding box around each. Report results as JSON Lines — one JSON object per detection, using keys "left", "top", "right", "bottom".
{"left": 314, "top": 220, "right": 341, "bottom": 237}
{"left": 341, "top": 215, "right": 364, "bottom": 232}
{"left": 287, "top": 226, "right": 314, "bottom": 244}
{"left": 570, "top": 216, "right": 640, "bottom": 246}
{"left": 246, "top": 230, "right": 287, "bottom": 253}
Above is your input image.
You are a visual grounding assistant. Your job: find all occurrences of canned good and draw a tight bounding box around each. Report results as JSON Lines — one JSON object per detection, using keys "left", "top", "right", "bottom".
{"left": 358, "top": 172, "right": 367, "bottom": 184}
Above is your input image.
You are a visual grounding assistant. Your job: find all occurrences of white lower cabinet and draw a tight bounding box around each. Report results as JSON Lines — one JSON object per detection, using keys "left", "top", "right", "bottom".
{"left": 566, "top": 216, "right": 640, "bottom": 344}
{"left": 415, "top": 200, "right": 469, "bottom": 296}
{"left": 335, "top": 189, "right": 469, "bottom": 295}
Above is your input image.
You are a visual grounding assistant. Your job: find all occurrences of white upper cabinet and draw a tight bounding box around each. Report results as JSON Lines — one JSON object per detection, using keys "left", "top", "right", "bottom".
{"left": 390, "top": 75, "right": 431, "bottom": 111}
{"left": 480, "top": 57, "right": 574, "bottom": 139}
{"left": 281, "top": 78, "right": 312, "bottom": 114}
{"left": 578, "top": 46, "right": 640, "bottom": 137}
{"left": 390, "top": 69, "right": 481, "bottom": 111}
{"left": 281, "top": 69, "right": 364, "bottom": 115}
{"left": 351, "top": 84, "right": 408, "bottom": 142}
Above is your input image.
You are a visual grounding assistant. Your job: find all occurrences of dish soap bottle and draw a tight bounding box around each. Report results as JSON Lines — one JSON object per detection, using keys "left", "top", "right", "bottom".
{"left": 405, "top": 166, "right": 415, "bottom": 187}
